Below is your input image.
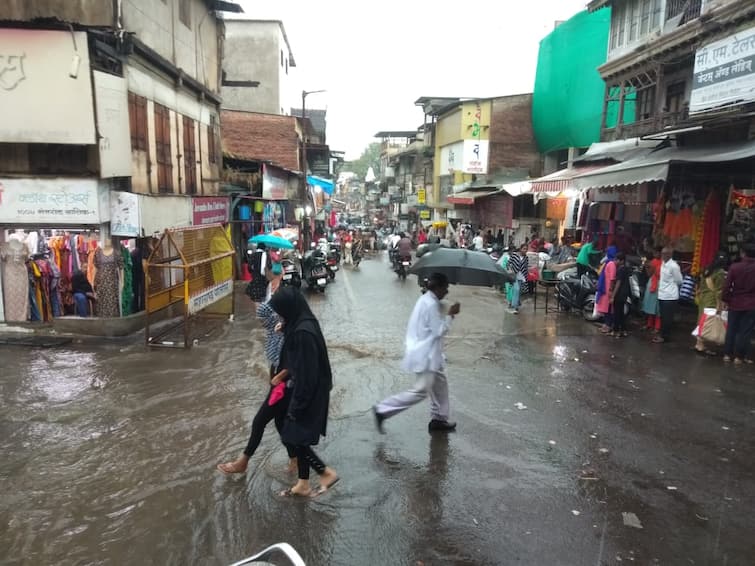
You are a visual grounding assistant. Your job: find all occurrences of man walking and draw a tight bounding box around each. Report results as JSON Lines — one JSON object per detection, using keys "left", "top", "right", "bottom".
{"left": 653, "top": 247, "right": 683, "bottom": 344}
{"left": 373, "top": 273, "right": 460, "bottom": 433}
{"left": 508, "top": 243, "right": 529, "bottom": 314}
{"left": 722, "top": 244, "right": 755, "bottom": 364}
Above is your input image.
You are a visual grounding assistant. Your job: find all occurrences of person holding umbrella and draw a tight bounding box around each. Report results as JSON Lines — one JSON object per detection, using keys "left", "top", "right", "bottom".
{"left": 373, "top": 272, "right": 460, "bottom": 433}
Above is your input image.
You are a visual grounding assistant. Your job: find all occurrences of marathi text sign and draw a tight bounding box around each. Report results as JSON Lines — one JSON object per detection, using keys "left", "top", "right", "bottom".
{"left": 690, "top": 25, "right": 755, "bottom": 114}
{"left": 0, "top": 178, "right": 105, "bottom": 224}
{"left": 192, "top": 196, "right": 229, "bottom": 225}
{"left": 111, "top": 191, "right": 140, "bottom": 237}
{"left": 187, "top": 279, "right": 233, "bottom": 315}
{"left": 462, "top": 140, "right": 489, "bottom": 174}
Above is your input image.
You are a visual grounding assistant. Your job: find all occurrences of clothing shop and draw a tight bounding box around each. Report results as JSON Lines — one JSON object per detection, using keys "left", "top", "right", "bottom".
{"left": 0, "top": 178, "right": 121, "bottom": 323}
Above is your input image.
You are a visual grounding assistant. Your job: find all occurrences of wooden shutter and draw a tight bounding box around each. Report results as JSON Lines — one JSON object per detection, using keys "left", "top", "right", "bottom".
{"left": 183, "top": 115, "right": 196, "bottom": 194}
{"left": 154, "top": 103, "right": 173, "bottom": 193}
{"left": 207, "top": 115, "right": 217, "bottom": 164}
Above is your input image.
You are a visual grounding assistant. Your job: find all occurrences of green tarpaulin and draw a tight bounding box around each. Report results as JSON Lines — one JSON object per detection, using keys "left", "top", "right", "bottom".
{"left": 533, "top": 9, "right": 635, "bottom": 153}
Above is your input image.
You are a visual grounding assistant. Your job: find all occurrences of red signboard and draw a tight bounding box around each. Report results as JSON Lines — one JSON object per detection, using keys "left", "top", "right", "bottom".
{"left": 192, "top": 197, "right": 229, "bottom": 225}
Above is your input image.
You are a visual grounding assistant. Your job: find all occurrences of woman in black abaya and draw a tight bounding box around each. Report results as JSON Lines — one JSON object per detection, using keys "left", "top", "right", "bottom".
{"left": 269, "top": 287, "right": 339, "bottom": 497}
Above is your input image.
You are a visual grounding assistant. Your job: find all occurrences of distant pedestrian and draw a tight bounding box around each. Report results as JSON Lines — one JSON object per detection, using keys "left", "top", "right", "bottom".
{"left": 693, "top": 251, "right": 727, "bottom": 356}
{"left": 642, "top": 246, "right": 663, "bottom": 333}
{"left": 246, "top": 243, "right": 268, "bottom": 303}
{"left": 610, "top": 252, "right": 630, "bottom": 337}
{"left": 373, "top": 272, "right": 460, "bottom": 434}
{"left": 653, "top": 247, "right": 683, "bottom": 344}
{"left": 217, "top": 301, "right": 297, "bottom": 476}
{"left": 596, "top": 246, "right": 618, "bottom": 333}
{"left": 472, "top": 231, "right": 484, "bottom": 251}
{"left": 722, "top": 244, "right": 755, "bottom": 364}
{"left": 576, "top": 237, "right": 596, "bottom": 278}
{"left": 270, "top": 287, "right": 339, "bottom": 497}
{"left": 507, "top": 244, "right": 529, "bottom": 314}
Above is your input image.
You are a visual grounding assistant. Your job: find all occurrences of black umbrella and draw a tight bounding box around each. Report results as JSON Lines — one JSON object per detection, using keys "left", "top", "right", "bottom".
{"left": 409, "top": 247, "right": 514, "bottom": 287}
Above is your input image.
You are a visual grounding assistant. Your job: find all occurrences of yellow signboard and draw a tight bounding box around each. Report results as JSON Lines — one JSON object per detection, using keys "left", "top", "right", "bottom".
{"left": 417, "top": 189, "right": 426, "bottom": 205}
{"left": 420, "top": 210, "right": 431, "bottom": 220}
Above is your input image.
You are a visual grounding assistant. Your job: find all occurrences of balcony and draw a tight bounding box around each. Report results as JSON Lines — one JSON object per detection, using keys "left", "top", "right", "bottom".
{"left": 602, "top": 109, "right": 689, "bottom": 140}
{"left": 666, "top": 0, "right": 702, "bottom": 25}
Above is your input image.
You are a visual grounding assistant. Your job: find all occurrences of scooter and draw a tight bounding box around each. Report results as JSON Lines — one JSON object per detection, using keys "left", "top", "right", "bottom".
{"left": 301, "top": 246, "right": 328, "bottom": 293}
{"left": 280, "top": 256, "right": 301, "bottom": 288}
{"left": 395, "top": 254, "right": 411, "bottom": 280}
{"left": 555, "top": 265, "right": 601, "bottom": 321}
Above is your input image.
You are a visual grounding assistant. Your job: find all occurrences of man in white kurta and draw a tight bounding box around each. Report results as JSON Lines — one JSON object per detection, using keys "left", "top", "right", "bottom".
{"left": 373, "top": 273, "right": 460, "bottom": 433}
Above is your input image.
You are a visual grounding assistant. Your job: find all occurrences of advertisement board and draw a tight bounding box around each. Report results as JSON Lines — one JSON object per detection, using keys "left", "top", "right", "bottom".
{"left": 439, "top": 142, "right": 464, "bottom": 174}
{"left": 462, "top": 140, "right": 489, "bottom": 174}
{"left": 110, "top": 191, "right": 141, "bottom": 237}
{"left": 192, "top": 197, "right": 229, "bottom": 225}
{"left": 690, "top": 25, "right": 755, "bottom": 114}
{"left": 94, "top": 71, "right": 131, "bottom": 178}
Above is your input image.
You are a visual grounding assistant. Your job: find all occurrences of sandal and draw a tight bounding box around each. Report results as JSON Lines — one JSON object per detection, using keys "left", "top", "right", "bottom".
{"left": 652, "top": 336, "right": 665, "bottom": 344}
{"left": 279, "top": 487, "right": 313, "bottom": 498}
{"left": 723, "top": 356, "right": 732, "bottom": 363}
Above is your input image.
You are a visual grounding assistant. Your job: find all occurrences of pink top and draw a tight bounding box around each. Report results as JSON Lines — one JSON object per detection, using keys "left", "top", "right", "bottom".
{"left": 597, "top": 260, "right": 616, "bottom": 315}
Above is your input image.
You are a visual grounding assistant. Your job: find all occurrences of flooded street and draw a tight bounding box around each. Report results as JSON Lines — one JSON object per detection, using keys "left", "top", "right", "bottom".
{"left": 2, "top": 253, "right": 754, "bottom": 565}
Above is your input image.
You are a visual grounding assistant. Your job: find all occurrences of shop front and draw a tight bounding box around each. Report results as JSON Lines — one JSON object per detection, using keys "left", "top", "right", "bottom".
{"left": 0, "top": 178, "right": 110, "bottom": 323}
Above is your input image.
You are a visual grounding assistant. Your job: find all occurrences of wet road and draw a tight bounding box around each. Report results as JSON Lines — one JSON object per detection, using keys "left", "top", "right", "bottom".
{"left": 1, "top": 253, "right": 754, "bottom": 565}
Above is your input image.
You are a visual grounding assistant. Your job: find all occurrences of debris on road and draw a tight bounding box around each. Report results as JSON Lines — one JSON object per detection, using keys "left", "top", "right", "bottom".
{"left": 599, "top": 448, "right": 610, "bottom": 454}
{"left": 622, "top": 512, "right": 643, "bottom": 529}
{"left": 695, "top": 513, "right": 709, "bottom": 522}
{"left": 514, "top": 402, "right": 527, "bottom": 410}
{"left": 571, "top": 510, "right": 580, "bottom": 516}
{"left": 548, "top": 440, "right": 557, "bottom": 445}
{"left": 667, "top": 486, "right": 678, "bottom": 491}
{"left": 473, "top": 517, "right": 479, "bottom": 525}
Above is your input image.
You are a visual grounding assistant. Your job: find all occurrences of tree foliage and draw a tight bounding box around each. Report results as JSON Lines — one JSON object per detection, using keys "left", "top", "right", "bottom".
{"left": 344, "top": 142, "right": 382, "bottom": 181}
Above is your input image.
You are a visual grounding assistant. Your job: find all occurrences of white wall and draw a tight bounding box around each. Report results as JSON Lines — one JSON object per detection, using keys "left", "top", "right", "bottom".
{"left": 221, "top": 20, "right": 292, "bottom": 114}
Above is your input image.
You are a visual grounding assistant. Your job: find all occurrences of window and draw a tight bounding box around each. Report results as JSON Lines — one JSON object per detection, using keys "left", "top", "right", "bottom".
{"left": 665, "top": 81, "right": 686, "bottom": 114}
{"left": 128, "top": 92, "right": 148, "bottom": 151}
{"left": 207, "top": 114, "right": 217, "bottom": 164}
{"left": 628, "top": 0, "right": 639, "bottom": 42}
{"left": 154, "top": 103, "right": 173, "bottom": 193}
{"left": 610, "top": 0, "right": 663, "bottom": 53}
{"left": 183, "top": 116, "right": 197, "bottom": 194}
{"left": 637, "top": 85, "right": 656, "bottom": 119}
{"left": 640, "top": 0, "right": 651, "bottom": 35}
{"left": 179, "top": 0, "right": 191, "bottom": 28}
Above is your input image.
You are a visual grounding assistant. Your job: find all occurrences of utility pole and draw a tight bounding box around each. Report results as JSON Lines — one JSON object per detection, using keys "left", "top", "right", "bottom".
{"left": 300, "top": 89, "right": 326, "bottom": 251}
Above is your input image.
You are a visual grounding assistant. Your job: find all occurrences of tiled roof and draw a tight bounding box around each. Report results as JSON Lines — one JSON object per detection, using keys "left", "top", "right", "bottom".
{"left": 221, "top": 110, "right": 300, "bottom": 171}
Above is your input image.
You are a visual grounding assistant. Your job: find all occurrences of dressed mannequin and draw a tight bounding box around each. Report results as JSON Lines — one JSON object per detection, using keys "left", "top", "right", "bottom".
{"left": 92, "top": 239, "right": 124, "bottom": 318}
{"left": 0, "top": 239, "right": 30, "bottom": 322}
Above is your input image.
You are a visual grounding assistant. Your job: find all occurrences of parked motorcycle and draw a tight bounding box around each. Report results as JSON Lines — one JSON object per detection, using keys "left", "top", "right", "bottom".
{"left": 555, "top": 265, "right": 601, "bottom": 321}
{"left": 280, "top": 256, "right": 301, "bottom": 288}
{"left": 301, "top": 246, "right": 328, "bottom": 293}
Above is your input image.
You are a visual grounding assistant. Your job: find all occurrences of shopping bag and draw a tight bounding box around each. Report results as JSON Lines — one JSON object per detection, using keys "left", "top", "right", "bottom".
{"left": 700, "top": 312, "right": 727, "bottom": 345}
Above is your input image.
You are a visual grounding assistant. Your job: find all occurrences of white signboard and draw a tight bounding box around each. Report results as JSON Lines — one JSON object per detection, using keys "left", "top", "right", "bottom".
{"left": 0, "top": 178, "right": 106, "bottom": 224}
{"left": 440, "top": 142, "right": 464, "bottom": 174}
{"left": 0, "top": 29, "right": 96, "bottom": 144}
{"left": 94, "top": 71, "right": 132, "bottom": 178}
{"left": 110, "top": 191, "right": 141, "bottom": 237}
{"left": 188, "top": 279, "right": 233, "bottom": 314}
{"left": 690, "top": 25, "right": 755, "bottom": 114}
{"left": 462, "top": 140, "right": 489, "bottom": 174}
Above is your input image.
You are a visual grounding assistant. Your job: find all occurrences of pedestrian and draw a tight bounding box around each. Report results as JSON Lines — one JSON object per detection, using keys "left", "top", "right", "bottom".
{"left": 269, "top": 287, "right": 339, "bottom": 497}
{"left": 642, "top": 246, "right": 663, "bottom": 333}
{"left": 373, "top": 272, "right": 460, "bottom": 434}
{"left": 576, "top": 237, "right": 596, "bottom": 278}
{"left": 722, "top": 244, "right": 755, "bottom": 364}
{"left": 472, "top": 231, "right": 484, "bottom": 251}
{"left": 693, "top": 251, "right": 727, "bottom": 356}
{"left": 507, "top": 244, "right": 529, "bottom": 314}
{"left": 71, "top": 269, "right": 95, "bottom": 316}
{"left": 653, "top": 247, "right": 683, "bottom": 344}
{"left": 610, "top": 252, "right": 630, "bottom": 337}
{"left": 596, "top": 246, "right": 618, "bottom": 333}
{"left": 217, "top": 301, "right": 298, "bottom": 476}
{"left": 418, "top": 228, "right": 428, "bottom": 245}
{"left": 246, "top": 243, "right": 268, "bottom": 304}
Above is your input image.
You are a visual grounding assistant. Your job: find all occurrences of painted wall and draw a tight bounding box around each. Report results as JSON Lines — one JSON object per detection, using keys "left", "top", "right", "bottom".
{"left": 221, "top": 21, "right": 293, "bottom": 115}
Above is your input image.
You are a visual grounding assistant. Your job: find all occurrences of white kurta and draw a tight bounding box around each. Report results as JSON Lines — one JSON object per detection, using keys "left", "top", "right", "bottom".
{"left": 400, "top": 291, "right": 453, "bottom": 373}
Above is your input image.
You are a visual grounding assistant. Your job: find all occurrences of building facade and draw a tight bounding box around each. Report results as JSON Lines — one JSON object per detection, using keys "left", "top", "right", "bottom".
{"left": 221, "top": 20, "right": 296, "bottom": 115}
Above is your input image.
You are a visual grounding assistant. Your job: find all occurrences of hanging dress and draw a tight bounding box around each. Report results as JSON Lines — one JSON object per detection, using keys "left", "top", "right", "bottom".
{"left": 94, "top": 247, "right": 123, "bottom": 318}
{"left": 0, "top": 241, "right": 30, "bottom": 322}
{"left": 120, "top": 246, "right": 133, "bottom": 317}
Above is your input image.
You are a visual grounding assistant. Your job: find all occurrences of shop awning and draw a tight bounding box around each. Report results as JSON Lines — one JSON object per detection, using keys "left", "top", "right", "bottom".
{"left": 447, "top": 188, "right": 503, "bottom": 205}
{"left": 574, "top": 138, "right": 664, "bottom": 164}
{"left": 501, "top": 181, "right": 532, "bottom": 197}
{"left": 307, "top": 175, "right": 334, "bottom": 194}
{"left": 530, "top": 165, "right": 606, "bottom": 194}
{"left": 572, "top": 139, "right": 755, "bottom": 191}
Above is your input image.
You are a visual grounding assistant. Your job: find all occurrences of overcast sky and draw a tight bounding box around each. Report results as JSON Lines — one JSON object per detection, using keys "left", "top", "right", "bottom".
{"left": 235, "top": 0, "right": 589, "bottom": 159}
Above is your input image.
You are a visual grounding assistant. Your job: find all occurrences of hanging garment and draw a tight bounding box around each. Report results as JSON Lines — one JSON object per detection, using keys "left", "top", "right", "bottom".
{"left": 94, "top": 247, "right": 123, "bottom": 318}
{"left": 48, "top": 258, "right": 62, "bottom": 317}
{"left": 0, "top": 241, "right": 30, "bottom": 322}
{"left": 120, "top": 246, "right": 133, "bottom": 317}
{"left": 131, "top": 247, "right": 145, "bottom": 313}
{"left": 87, "top": 239, "right": 98, "bottom": 286}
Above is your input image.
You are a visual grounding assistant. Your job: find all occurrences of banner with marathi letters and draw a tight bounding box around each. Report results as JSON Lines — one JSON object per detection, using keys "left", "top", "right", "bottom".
{"left": 690, "top": 25, "right": 755, "bottom": 114}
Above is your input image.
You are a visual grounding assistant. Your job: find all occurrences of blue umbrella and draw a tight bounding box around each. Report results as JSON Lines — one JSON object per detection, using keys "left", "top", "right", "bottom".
{"left": 249, "top": 234, "right": 295, "bottom": 249}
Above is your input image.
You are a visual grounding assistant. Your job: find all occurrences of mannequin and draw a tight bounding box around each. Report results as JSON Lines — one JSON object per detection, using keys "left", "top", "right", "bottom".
{"left": 92, "top": 238, "right": 124, "bottom": 318}
{"left": 0, "top": 239, "right": 30, "bottom": 322}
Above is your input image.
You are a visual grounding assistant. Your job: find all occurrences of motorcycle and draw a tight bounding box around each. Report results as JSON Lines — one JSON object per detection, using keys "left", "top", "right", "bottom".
{"left": 555, "top": 265, "right": 601, "bottom": 321}
{"left": 301, "top": 246, "right": 328, "bottom": 293}
{"left": 395, "top": 254, "right": 411, "bottom": 280}
{"left": 280, "top": 256, "right": 301, "bottom": 288}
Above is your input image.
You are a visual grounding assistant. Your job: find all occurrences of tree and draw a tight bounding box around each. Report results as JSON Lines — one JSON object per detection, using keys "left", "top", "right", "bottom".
{"left": 344, "top": 142, "right": 381, "bottom": 181}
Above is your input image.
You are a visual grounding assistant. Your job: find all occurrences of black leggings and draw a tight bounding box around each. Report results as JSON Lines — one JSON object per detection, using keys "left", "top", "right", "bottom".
{"left": 612, "top": 298, "right": 626, "bottom": 332}
{"left": 244, "top": 386, "right": 296, "bottom": 459}
{"left": 294, "top": 446, "right": 327, "bottom": 480}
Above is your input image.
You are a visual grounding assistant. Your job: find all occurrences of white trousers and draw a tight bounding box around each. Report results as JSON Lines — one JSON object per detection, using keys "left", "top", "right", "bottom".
{"left": 376, "top": 370, "right": 450, "bottom": 421}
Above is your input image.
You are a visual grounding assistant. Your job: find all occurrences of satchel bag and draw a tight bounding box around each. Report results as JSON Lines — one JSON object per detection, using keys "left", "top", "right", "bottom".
{"left": 700, "top": 312, "right": 727, "bottom": 345}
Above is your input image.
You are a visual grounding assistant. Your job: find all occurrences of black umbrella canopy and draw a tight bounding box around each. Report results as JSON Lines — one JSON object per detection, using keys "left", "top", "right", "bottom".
{"left": 409, "top": 247, "right": 514, "bottom": 287}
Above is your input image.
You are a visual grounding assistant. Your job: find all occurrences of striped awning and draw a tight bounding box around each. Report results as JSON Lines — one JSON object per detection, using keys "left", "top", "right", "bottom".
{"left": 530, "top": 165, "right": 607, "bottom": 194}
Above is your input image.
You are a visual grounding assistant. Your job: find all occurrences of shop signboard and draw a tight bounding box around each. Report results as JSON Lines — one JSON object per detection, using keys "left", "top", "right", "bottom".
{"left": 406, "top": 194, "right": 418, "bottom": 206}
{"left": 0, "top": 30, "right": 96, "bottom": 144}
{"left": 420, "top": 209, "right": 431, "bottom": 220}
{"left": 110, "top": 191, "right": 140, "bottom": 237}
{"left": 0, "top": 178, "right": 107, "bottom": 225}
{"left": 187, "top": 279, "right": 233, "bottom": 315}
{"left": 192, "top": 196, "right": 229, "bottom": 225}
{"left": 462, "top": 140, "right": 489, "bottom": 174}
{"left": 262, "top": 163, "right": 288, "bottom": 200}
{"left": 417, "top": 188, "right": 426, "bottom": 204}
{"left": 690, "top": 25, "right": 755, "bottom": 114}
{"left": 93, "top": 71, "right": 131, "bottom": 178}
{"left": 440, "top": 142, "right": 464, "bottom": 174}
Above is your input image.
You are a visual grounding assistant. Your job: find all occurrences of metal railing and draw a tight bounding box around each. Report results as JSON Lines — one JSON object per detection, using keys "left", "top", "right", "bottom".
{"left": 603, "top": 108, "right": 689, "bottom": 139}
{"left": 666, "top": 0, "right": 702, "bottom": 24}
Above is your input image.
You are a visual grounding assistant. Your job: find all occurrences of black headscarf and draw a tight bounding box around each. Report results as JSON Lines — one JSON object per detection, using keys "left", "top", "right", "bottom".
{"left": 269, "top": 287, "right": 332, "bottom": 389}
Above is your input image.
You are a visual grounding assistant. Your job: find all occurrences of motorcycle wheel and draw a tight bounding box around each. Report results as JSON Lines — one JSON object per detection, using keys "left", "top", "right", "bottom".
{"left": 583, "top": 296, "right": 599, "bottom": 321}
{"left": 293, "top": 276, "right": 301, "bottom": 288}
